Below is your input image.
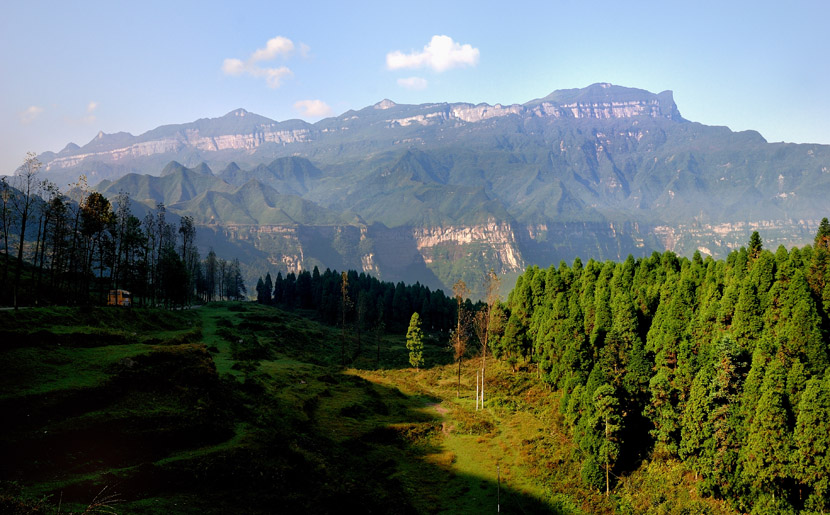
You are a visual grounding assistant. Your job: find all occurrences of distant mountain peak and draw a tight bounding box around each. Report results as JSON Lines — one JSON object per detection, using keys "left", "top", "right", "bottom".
{"left": 226, "top": 108, "right": 250, "bottom": 117}
{"left": 220, "top": 162, "right": 241, "bottom": 175}
{"left": 160, "top": 161, "right": 186, "bottom": 176}
{"left": 374, "top": 99, "right": 396, "bottom": 110}
{"left": 524, "top": 82, "right": 682, "bottom": 120}
{"left": 159, "top": 161, "right": 214, "bottom": 177}
{"left": 59, "top": 142, "right": 80, "bottom": 154}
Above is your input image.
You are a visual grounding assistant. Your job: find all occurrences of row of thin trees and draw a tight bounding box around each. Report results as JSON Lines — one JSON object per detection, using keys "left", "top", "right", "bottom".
{"left": 0, "top": 153, "right": 245, "bottom": 308}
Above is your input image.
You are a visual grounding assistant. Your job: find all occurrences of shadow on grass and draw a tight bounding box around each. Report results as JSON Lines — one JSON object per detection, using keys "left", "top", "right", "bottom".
{"left": 1, "top": 361, "right": 564, "bottom": 513}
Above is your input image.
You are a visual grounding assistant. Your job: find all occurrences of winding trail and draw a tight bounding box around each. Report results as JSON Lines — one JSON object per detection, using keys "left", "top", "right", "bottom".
{"left": 429, "top": 402, "right": 454, "bottom": 435}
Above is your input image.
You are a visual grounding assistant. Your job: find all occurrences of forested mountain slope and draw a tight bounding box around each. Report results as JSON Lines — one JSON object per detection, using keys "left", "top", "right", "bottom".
{"left": 491, "top": 224, "right": 830, "bottom": 512}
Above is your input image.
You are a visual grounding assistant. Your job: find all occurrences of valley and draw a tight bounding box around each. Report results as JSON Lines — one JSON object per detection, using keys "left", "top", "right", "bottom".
{"left": 5, "top": 5, "right": 830, "bottom": 513}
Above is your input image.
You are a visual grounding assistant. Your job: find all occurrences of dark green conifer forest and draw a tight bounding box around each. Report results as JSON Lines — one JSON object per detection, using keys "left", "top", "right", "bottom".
{"left": 255, "top": 266, "right": 460, "bottom": 333}
{"left": 491, "top": 223, "right": 830, "bottom": 512}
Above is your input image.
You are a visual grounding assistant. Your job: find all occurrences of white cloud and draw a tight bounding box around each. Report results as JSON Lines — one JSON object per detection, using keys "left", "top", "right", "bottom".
{"left": 251, "top": 66, "right": 293, "bottom": 88}
{"left": 251, "top": 36, "right": 294, "bottom": 62}
{"left": 222, "top": 36, "right": 300, "bottom": 88}
{"left": 222, "top": 58, "right": 246, "bottom": 76}
{"left": 397, "top": 77, "right": 428, "bottom": 90}
{"left": 386, "top": 35, "right": 479, "bottom": 72}
{"left": 293, "top": 99, "right": 333, "bottom": 118}
{"left": 19, "top": 105, "right": 44, "bottom": 124}
{"left": 81, "top": 101, "right": 98, "bottom": 123}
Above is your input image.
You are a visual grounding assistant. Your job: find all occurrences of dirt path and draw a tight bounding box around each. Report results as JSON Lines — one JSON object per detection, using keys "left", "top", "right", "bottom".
{"left": 429, "top": 402, "right": 455, "bottom": 435}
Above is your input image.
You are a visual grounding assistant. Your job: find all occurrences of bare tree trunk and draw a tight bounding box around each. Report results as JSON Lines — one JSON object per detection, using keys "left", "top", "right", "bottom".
{"left": 476, "top": 370, "right": 480, "bottom": 410}
{"left": 86, "top": 238, "right": 96, "bottom": 306}
{"left": 69, "top": 208, "right": 82, "bottom": 303}
{"left": 31, "top": 215, "right": 41, "bottom": 305}
{"left": 355, "top": 323, "right": 361, "bottom": 358}
{"left": 340, "top": 272, "right": 349, "bottom": 366}
{"left": 481, "top": 345, "right": 486, "bottom": 408}
{"left": 0, "top": 179, "right": 10, "bottom": 294}
{"left": 457, "top": 358, "right": 461, "bottom": 398}
{"left": 481, "top": 366, "right": 485, "bottom": 409}
{"left": 605, "top": 418, "right": 610, "bottom": 496}
{"left": 13, "top": 214, "right": 28, "bottom": 310}
{"left": 11, "top": 154, "right": 42, "bottom": 309}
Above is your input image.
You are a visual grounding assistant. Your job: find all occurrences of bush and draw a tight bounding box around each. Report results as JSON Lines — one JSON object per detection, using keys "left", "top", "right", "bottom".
{"left": 451, "top": 406, "right": 496, "bottom": 435}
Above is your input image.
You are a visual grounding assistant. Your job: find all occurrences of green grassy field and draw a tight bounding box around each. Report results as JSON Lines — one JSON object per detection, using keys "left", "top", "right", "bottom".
{"left": 0, "top": 303, "right": 735, "bottom": 514}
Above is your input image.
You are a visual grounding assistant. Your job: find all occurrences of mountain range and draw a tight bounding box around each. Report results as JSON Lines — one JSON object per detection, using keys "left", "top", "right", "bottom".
{"left": 35, "top": 83, "right": 830, "bottom": 295}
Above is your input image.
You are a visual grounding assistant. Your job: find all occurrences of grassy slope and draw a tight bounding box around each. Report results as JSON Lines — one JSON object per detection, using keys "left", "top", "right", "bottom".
{"left": 1, "top": 303, "right": 736, "bottom": 514}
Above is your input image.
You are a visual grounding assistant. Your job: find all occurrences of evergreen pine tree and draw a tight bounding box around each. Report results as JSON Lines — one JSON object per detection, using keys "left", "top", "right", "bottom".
{"left": 742, "top": 358, "right": 793, "bottom": 500}
{"left": 795, "top": 374, "right": 830, "bottom": 512}
{"left": 815, "top": 217, "right": 830, "bottom": 250}
{"left": 732, "top": 279, "right": 763, "bottom": 352}
{"left": 647, "top": 367, "right": 681, "bottom": 457}
{"left": 679, "top": 366, "right": 713, "bottom": 477}
{"left": 780, "top": 270, "right": 826, "bottom": 371}
{"left": 701, "top": 336, "right": 745, "bottom": 499}
{"left": 593, "top": 384, "right": 622, "bottom": 496}
{"left": 255, "top": 277, "right": 265, "bottom": 303}
{"left": 263, "top": 272, "right": 273, "bottom": 304}
{"left": 406, "top": 312, "right": 424, "bottom": 370}
{"left": 748, "top": 231, "right": 763, "bottom": 261}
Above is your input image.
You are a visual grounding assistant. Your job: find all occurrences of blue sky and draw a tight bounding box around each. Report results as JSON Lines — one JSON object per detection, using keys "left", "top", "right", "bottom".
{"left": 2, "top": 0, "right": 829, "bottom": 175}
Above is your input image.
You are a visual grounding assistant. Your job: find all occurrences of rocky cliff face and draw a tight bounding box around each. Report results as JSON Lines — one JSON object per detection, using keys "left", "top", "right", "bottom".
{"left": 529, "top": 99, "right": 668, "bottom": 120}
{"left": 385, "top": 90, "right": 676, "bottom": 128}
{"left": 45, "top": 126, "right": 311, "bottom": 171}
{"left": 650, "top": 219, "right": 820, "bottom": 257}
{"left": 198, "top": 216, "right": 821, "bottom": 297}
{"left": 199, "top": 220, "right": 527, "bottom": 294}
{"left": 411, "top": 222, "right": 523, "bottom": 270}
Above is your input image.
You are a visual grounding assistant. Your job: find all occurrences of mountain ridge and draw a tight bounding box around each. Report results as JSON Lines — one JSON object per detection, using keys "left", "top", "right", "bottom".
{"left": 32, "top": 83, "right": 830, "bottom": 296}
{"left": 35, "top": 83, "right": 693, "bottom": 182}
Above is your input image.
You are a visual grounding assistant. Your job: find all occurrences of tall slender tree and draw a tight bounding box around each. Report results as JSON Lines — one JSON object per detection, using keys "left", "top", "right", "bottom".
{"left": 593, "top": 383, "right": 621, "bottom": 496}
{"left": 748, "top": 231, "right": 763, "bottom": 262}
{"left": 0, "top": 177, "right": 12, "bottom": 292}
{"left": 340, "top": 271, "right": 351, "bottom": 365}
{"left": 406, "top": 312, "right": 424, "bottom": 370}
{"left": 814, "top": 217, "right": 830, "bottom": 250}
{"left": 452, "top": 279, "right": 470, "bottom": 397}
{"left": 742, "top": 358, "right": 793, "bottom": 500}
{"left": 480, "top": 269, "right": 500, "bottom": 406}
{"left": 10, "top": 152, "right": 41, "bottom": 309}
{"left": 795, "top": 374, "right": 830, "bottom": 512}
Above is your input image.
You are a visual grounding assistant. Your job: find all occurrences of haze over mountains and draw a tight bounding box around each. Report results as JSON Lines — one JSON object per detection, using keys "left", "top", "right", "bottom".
{"left": 35, "top": 83, "right": 830, "bottom": 294}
